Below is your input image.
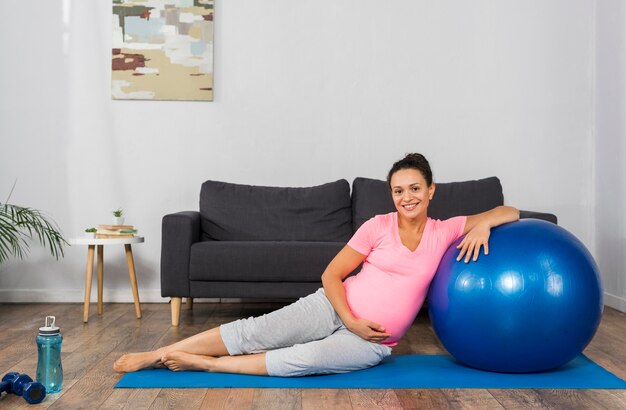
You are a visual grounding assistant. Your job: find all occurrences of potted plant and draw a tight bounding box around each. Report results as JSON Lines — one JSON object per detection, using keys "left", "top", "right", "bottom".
{"left": 0, "top": 183, "right": 67, "bottom": 265}
{"left": 112, "top": 208, "right": 124, "bottom": 225}
{"left": 84, "top": 227, "right": 97, "bottom": 238}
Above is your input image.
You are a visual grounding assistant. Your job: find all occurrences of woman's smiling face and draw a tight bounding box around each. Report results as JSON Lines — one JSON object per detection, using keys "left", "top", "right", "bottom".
{"left": 390, "top": 168, "right": 435, "bottom": 220}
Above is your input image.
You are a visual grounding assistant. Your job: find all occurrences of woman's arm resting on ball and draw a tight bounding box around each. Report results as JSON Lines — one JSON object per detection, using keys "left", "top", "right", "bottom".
{"left": 457, "top": 205, "right": 520, "bottom": 263}
{"left": 321, "top": 246, "right": 391, "bottom": 343}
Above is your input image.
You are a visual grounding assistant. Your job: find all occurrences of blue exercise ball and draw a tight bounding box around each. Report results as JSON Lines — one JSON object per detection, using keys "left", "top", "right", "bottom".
{"left": 428, "top": 219, "right": 603, "bottom": 373}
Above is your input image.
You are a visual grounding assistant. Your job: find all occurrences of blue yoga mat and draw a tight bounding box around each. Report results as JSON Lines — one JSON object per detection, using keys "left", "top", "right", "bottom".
{"left": 115, "top": 354, "right": 626, "bottom": 389}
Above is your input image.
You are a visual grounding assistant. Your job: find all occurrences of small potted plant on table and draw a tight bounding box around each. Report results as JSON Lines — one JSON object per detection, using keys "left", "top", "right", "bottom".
{"left": 84, "top": 228, "right": 97, "bottom": 238}
{"left": 112, "top": 208, "right": 124, "bottom": 225}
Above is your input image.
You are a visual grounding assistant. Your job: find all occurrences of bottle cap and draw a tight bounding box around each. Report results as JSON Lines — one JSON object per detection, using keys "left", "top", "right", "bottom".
{"left": 39, "top": 316, "right": 60, "bottom": 335}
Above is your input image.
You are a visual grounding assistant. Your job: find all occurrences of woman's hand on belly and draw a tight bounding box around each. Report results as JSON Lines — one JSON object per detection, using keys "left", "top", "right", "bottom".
{"left": 345, "top": 317, "right": 392, "bottom": 343}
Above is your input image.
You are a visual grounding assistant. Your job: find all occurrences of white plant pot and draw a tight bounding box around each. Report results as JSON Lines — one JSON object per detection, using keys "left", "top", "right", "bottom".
{"left": 84, "top": 232, "right": 96, "bottom": 238}
{"left": 113, "top": 216, "right": 125, "bottom": 225}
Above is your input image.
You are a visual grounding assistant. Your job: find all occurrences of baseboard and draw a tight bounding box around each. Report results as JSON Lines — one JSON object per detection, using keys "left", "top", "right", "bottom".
{"left": 0, "top": 289, "right": 169, "bottom": 303}
{"left": 0, "top": 289, "right": 284, "bottom": 304}
{"left": 604, "top": 291, "right": 626, "bottom": 313}
{"left": 3, "top": 289, "right": 624, "bottom": 312}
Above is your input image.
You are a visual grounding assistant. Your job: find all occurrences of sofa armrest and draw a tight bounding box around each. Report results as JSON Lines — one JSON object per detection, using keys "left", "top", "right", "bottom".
{"left": 519, "top": 210, "right": 558, "bottom": 224}
{"left": 160, "top": 211, "right": 201, "bottom": 297}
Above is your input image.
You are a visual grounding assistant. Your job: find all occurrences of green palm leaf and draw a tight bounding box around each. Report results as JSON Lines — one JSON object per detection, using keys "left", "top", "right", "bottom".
{"left": 0, "top": 202, "right": 68, "bottom": 265}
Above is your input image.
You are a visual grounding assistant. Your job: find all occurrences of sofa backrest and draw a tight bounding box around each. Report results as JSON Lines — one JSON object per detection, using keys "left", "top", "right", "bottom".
{"left": 200, "top": 179, "right": 353, "bottom": 242}
{"left": 351, "top": 176, "right": 505, "bottom": 231}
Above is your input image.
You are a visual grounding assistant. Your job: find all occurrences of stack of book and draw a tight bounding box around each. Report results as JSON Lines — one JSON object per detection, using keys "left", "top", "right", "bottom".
{"left": 96, "top": 224, "right": 138, "bottom": 239}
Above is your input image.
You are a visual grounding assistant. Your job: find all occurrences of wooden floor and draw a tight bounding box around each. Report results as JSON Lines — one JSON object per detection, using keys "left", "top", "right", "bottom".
{"left": 0, "top": 302, "right": 625, "bottom": 409}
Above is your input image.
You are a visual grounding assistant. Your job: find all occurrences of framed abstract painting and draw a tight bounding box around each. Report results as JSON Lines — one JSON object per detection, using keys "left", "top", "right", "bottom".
{"left": 112, "top": 0, "right": 214, "bottom": 101}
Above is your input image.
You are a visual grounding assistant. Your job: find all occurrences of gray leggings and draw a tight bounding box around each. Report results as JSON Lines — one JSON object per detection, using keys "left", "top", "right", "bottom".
{"left": 219, "top": 288, "right": 392, "bottom": 377}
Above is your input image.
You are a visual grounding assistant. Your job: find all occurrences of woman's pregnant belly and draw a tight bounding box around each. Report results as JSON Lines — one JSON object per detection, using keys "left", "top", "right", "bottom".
{"left": 343, "top": 269, "right": 430, "bottom": 346}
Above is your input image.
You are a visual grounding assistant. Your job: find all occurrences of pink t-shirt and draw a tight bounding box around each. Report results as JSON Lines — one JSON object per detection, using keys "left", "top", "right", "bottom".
{"left": 345, "top": 212, "right": 467, "bottom": 346}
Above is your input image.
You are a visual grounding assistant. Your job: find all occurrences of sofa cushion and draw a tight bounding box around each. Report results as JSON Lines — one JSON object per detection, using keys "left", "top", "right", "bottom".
{"left": 189, "top": 241, "right": 347, "bottom": 282}
{"left": 351, "top": 176, "right": 504, "bottom": 231}
{"left": 200, "top": 180, "right": 352, "bottom": 241}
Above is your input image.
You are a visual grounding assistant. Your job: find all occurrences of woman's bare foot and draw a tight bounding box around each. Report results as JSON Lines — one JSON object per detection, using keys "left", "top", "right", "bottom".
{"left": 162, "top": 351, "right": 215, "bottom": 372}
{"left": 113, "top": 350, "right": 165, "bottom": 373}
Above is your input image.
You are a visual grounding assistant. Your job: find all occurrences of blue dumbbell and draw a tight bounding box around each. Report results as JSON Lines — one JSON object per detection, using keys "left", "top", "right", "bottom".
{"left": 0, "top": 372, "right": 46, "bottom": 404}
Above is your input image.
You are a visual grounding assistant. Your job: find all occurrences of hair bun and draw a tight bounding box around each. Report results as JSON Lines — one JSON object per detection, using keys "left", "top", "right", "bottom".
{"left": 387, "top": 153, "right": 433, "bottom": 187}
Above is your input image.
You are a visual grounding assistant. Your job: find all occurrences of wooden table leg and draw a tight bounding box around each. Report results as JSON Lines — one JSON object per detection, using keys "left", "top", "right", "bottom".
{"left": 125, "top": 244, "right": 142, "bottom": 319}
{"left": 83, "top": 245, "right": 95, "bottom": 323}
{"left": 97, "top": 245, "right": 104, "bottom": 316}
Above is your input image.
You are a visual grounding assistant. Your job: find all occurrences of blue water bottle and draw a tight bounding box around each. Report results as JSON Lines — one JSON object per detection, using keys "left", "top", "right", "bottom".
{"left": 36, "top": 316, "right": 63, "bottom": 393}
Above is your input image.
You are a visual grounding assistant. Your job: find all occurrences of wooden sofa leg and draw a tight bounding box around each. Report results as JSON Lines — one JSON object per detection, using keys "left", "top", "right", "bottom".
{"left": 171, "top": 297, "right": 182, "bottom": 326}
{"left": 185, "top": 297, "right": 193, "bottom": 310}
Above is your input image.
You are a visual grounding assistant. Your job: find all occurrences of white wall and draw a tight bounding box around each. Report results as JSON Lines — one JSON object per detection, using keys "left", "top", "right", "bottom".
{"left": 1, "top": 1, "right": 618, "bottom": 310}
{"left": 595, "top": 0, "right": 626, "bottom": 312}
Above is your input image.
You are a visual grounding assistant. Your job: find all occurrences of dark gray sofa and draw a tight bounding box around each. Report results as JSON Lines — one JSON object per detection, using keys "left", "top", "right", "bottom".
{"left": 161, "top": 177, "right": 556, "bottom": 325}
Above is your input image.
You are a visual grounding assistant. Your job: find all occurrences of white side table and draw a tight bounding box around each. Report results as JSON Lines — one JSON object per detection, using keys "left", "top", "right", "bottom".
{"left": 69, "top": 237, "right": 145, "bottom": 323}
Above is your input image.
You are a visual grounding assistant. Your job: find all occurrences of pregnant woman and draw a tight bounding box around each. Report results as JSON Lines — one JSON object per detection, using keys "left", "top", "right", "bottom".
{"left": 114, "top": 153, "right": 519, "bottom": 377}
